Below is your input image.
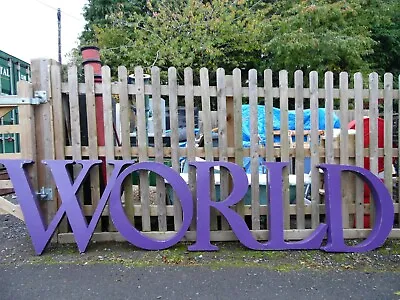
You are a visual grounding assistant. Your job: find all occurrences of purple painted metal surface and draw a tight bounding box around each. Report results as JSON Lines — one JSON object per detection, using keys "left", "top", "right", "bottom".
{"left": 0, "top": 160, "right": 131, "bottom": 254}
{"left": 260, "top": 162, "right": 327, "bottom": 250}
{"left": 109, "top": 162, "right": 193, "bottom": 250}
{"left": 320, "top": 164, "right": 394, "bottom": 252}
{"left": 188, "top": 162, "right": 326, "bottom": 251}
{"left": 0, "top": 160, "right": 394, "bottom": 255}
{"left": 188, "top": 162, "right": 253, "bottom": 251}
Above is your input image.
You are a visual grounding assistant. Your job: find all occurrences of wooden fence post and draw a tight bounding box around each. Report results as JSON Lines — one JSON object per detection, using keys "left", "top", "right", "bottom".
{"left": 30, "top": 59, "right": 57, "bottom": 231}
{"left": 18, "top": 81, "right": 37, "bottom": 187}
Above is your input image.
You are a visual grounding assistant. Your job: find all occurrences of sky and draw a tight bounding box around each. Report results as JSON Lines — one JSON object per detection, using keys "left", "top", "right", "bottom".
{"left": 1, "top": 0, "right": 88, "bottom": 63}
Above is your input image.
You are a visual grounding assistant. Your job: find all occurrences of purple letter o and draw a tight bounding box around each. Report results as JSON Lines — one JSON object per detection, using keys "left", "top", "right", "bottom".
{"left": 109, "top": 162, "right": 193, "bottom": 250}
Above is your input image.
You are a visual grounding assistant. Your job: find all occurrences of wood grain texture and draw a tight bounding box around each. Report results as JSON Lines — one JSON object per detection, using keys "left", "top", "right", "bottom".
{"left": 233, "top": 68, "right": 244, "bottom": 217}
{"left": 61, "top": 82, "right": 400, "bottom": 101}
{"left": 295, "top": 70, "right": 305, "bottom": 229}
{"left": 184, "top": 68, "right": 196, "bottom": 230}
{"left": 169, "top": 67, "right": 182, "bottom": 230}
{"left": 339, "top": 72, "right": 351, "bottom": 228}
{"left": 135, "top": 66, "right": 151, "bottom": 231}
{"left": 369, "top": 73, "right": 379, "bottom": 226}
{"left": 354, "top": 73, "right": 365, "bottom": 228}
{"left": 200, "top": 68, "right": 217, "bottom": 230}
{"left": 249, "top": 69, "right": 260, "bottom": 230}
{"left": 84, "top": 65, "right": 101, "bottom": 231}
{"left": 383, "top": 73, "right": 393, "bottom": 196}
{"left": 68, "top": 65, "right": 85, "bottom": 213}
{"left": 31, "top": 59, "right": 57, "bottom": 227}
{"left": 309, "top": 71, "right": 320, "bottom": 229}
{"left": 152, "top": 66, "right": 167, "bottom": 231}
{"left": 324, "top": 72, "right": 334, "bottom": 164}
{"left": 118, "top": 67, "right": 135, "bottom": 223}
{"left": 217, "top": 69, "right": 230, "bottom": 230}
{"left": 102, "top": 66, "right": 116, "bottom": 231}
{"left": 50, "top": 64, "right": 68, "bottom": 233}
{"left": 47, "top": 66, "right": 400, "bottom": 240}
{"left": 279, "top": 70, "right": 290, "bottom": 229}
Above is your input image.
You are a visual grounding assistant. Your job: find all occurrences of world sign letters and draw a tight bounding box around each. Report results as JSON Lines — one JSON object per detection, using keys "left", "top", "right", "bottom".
{"left": 0, "top": 160, "right": 394, "bottom": 255}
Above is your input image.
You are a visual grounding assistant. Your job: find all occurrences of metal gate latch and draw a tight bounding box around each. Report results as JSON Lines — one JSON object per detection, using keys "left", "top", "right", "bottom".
{"left": 32, "top": 91, "right": 48, "bottom": 104}
{"left": 0, "top": 91, "right": 48, "bottom": 105}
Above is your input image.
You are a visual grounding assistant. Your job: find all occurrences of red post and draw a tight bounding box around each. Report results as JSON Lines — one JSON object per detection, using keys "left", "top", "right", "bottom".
{"left": 81, "top": 46, "right": 107, "bottom": 183}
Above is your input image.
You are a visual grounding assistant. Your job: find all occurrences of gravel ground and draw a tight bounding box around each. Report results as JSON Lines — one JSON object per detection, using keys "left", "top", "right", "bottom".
{"left": 1, "top": 194, "right": 400, "bottom": 299}
{"left": 1, "top": 194, "right": 399, "bottom": 272}
{"left": 0, "top": 195, "right": 33, "bottom": 264}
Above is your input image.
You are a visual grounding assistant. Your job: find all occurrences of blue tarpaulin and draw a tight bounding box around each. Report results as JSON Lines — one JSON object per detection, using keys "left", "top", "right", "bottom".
{"left": 241, "top": 105, "right": 341, "bottom": 148}
{"left": 180, "top": 105, "right": 340, "bottom": 174}
{"left": 241, "top": 105, "right": 341, "bottom": 173}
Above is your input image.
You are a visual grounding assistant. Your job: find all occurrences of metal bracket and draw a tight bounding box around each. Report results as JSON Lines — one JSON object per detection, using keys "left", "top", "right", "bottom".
{"left": 37, "top": 187, "right": 53, "bottom": 201}
{"left": 0, "top": 91, "right": 48, "bottom": 105}
{"left": 32, "top": 91, "right": 48, "bottom": 104}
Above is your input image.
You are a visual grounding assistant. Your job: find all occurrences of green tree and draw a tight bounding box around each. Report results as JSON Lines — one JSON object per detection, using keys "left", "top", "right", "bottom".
{"left": 263, "top": 0, "right": 376, "bottom": 75}
{"left": 76, "top": 0, "right": 399, "bottom": 83}
{"left": 94, "top": 0, "right": 272, "bottom": 81}
{"left": 367, "top": 0, "right": 400, "bottom": 76}
{"left": 80, "top": 0, "right": 149, "bottom": 44}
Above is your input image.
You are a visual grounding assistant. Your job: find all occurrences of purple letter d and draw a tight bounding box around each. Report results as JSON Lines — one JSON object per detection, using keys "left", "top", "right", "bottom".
{"left": 320, "top": 164, "right": 394, "bottom": 252}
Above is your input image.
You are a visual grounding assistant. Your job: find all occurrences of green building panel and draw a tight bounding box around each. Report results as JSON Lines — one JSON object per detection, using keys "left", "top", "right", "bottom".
{"left": 0, "top": 50, "right": 30, "bottom": 153}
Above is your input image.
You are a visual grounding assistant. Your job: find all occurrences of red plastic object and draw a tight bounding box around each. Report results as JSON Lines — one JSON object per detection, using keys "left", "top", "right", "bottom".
{"left": 348, "top": 117, "right": 385, "bottom": 173}
{"left": 348, "top": 117, "right": 386, "bottom": 228}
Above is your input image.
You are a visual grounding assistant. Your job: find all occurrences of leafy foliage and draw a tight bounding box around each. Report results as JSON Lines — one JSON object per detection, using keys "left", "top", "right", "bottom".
{"left": 80, "top": 0, "right": 149, "bottom": 43}
{"left": 93, "top": 0, "right": 271, "bottom": 82}
{"left": 263, "top": 1, "right": 376, "bottom": 74}
{"left": 367, "top": 0, "right": 400, "bottom": 76}
{"left": 76, "top": 0, "right": 399, "bottom": 84}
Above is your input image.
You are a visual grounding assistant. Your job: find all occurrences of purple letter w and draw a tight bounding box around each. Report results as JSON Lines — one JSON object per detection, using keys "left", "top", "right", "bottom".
{"left": 0, "top": 159, "right": 130, "bottom": 255}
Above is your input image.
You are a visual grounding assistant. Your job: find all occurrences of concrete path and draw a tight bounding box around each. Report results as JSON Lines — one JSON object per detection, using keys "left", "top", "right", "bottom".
{"left": 1, "top": 264, "right": 399, "bottom": 300}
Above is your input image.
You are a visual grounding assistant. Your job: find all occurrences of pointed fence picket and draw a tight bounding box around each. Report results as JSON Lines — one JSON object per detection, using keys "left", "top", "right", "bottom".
{"left": 310, "top": 71, "right": 320, "bottom": 229}
{"left": 295, "top": 70, "right": 305, "bottom": 229}
{"left": 249, "top": 69, "right": 260, "bottom": 230}
{"left": 169, "top": 67, "right": 183, "bottom": 231}
{"left": 354, "top": 73, "right": 365, "bottom": 229}
{"left": 339, "top": 72, "right": 350, "bottom": 228}
{"left": 184, "top": 67, "right": 196, "bottom": 231}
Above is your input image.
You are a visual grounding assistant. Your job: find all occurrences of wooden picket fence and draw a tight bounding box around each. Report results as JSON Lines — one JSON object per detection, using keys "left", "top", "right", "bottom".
{"left": 0, "top": 58, "right": 399, "bottom": 243}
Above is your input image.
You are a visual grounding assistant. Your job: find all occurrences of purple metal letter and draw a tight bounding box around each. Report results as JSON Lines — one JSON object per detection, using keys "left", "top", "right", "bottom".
{"left": 320, "top": 164, "right": 394, "bottom": 252}
{"left": 0, "top": 159, "right": 131, "bottom": 255}
{"left": 261, "top": 162, "right": 327, "bottom": 249}
{"left": 189, "top": 162, "right": 327, "bottom": 251}
{"left": 188, "top": 162, "right": 264, "bottom": 251}
{"left": 109, "top": 162, "right": 193, "bottom": 250}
